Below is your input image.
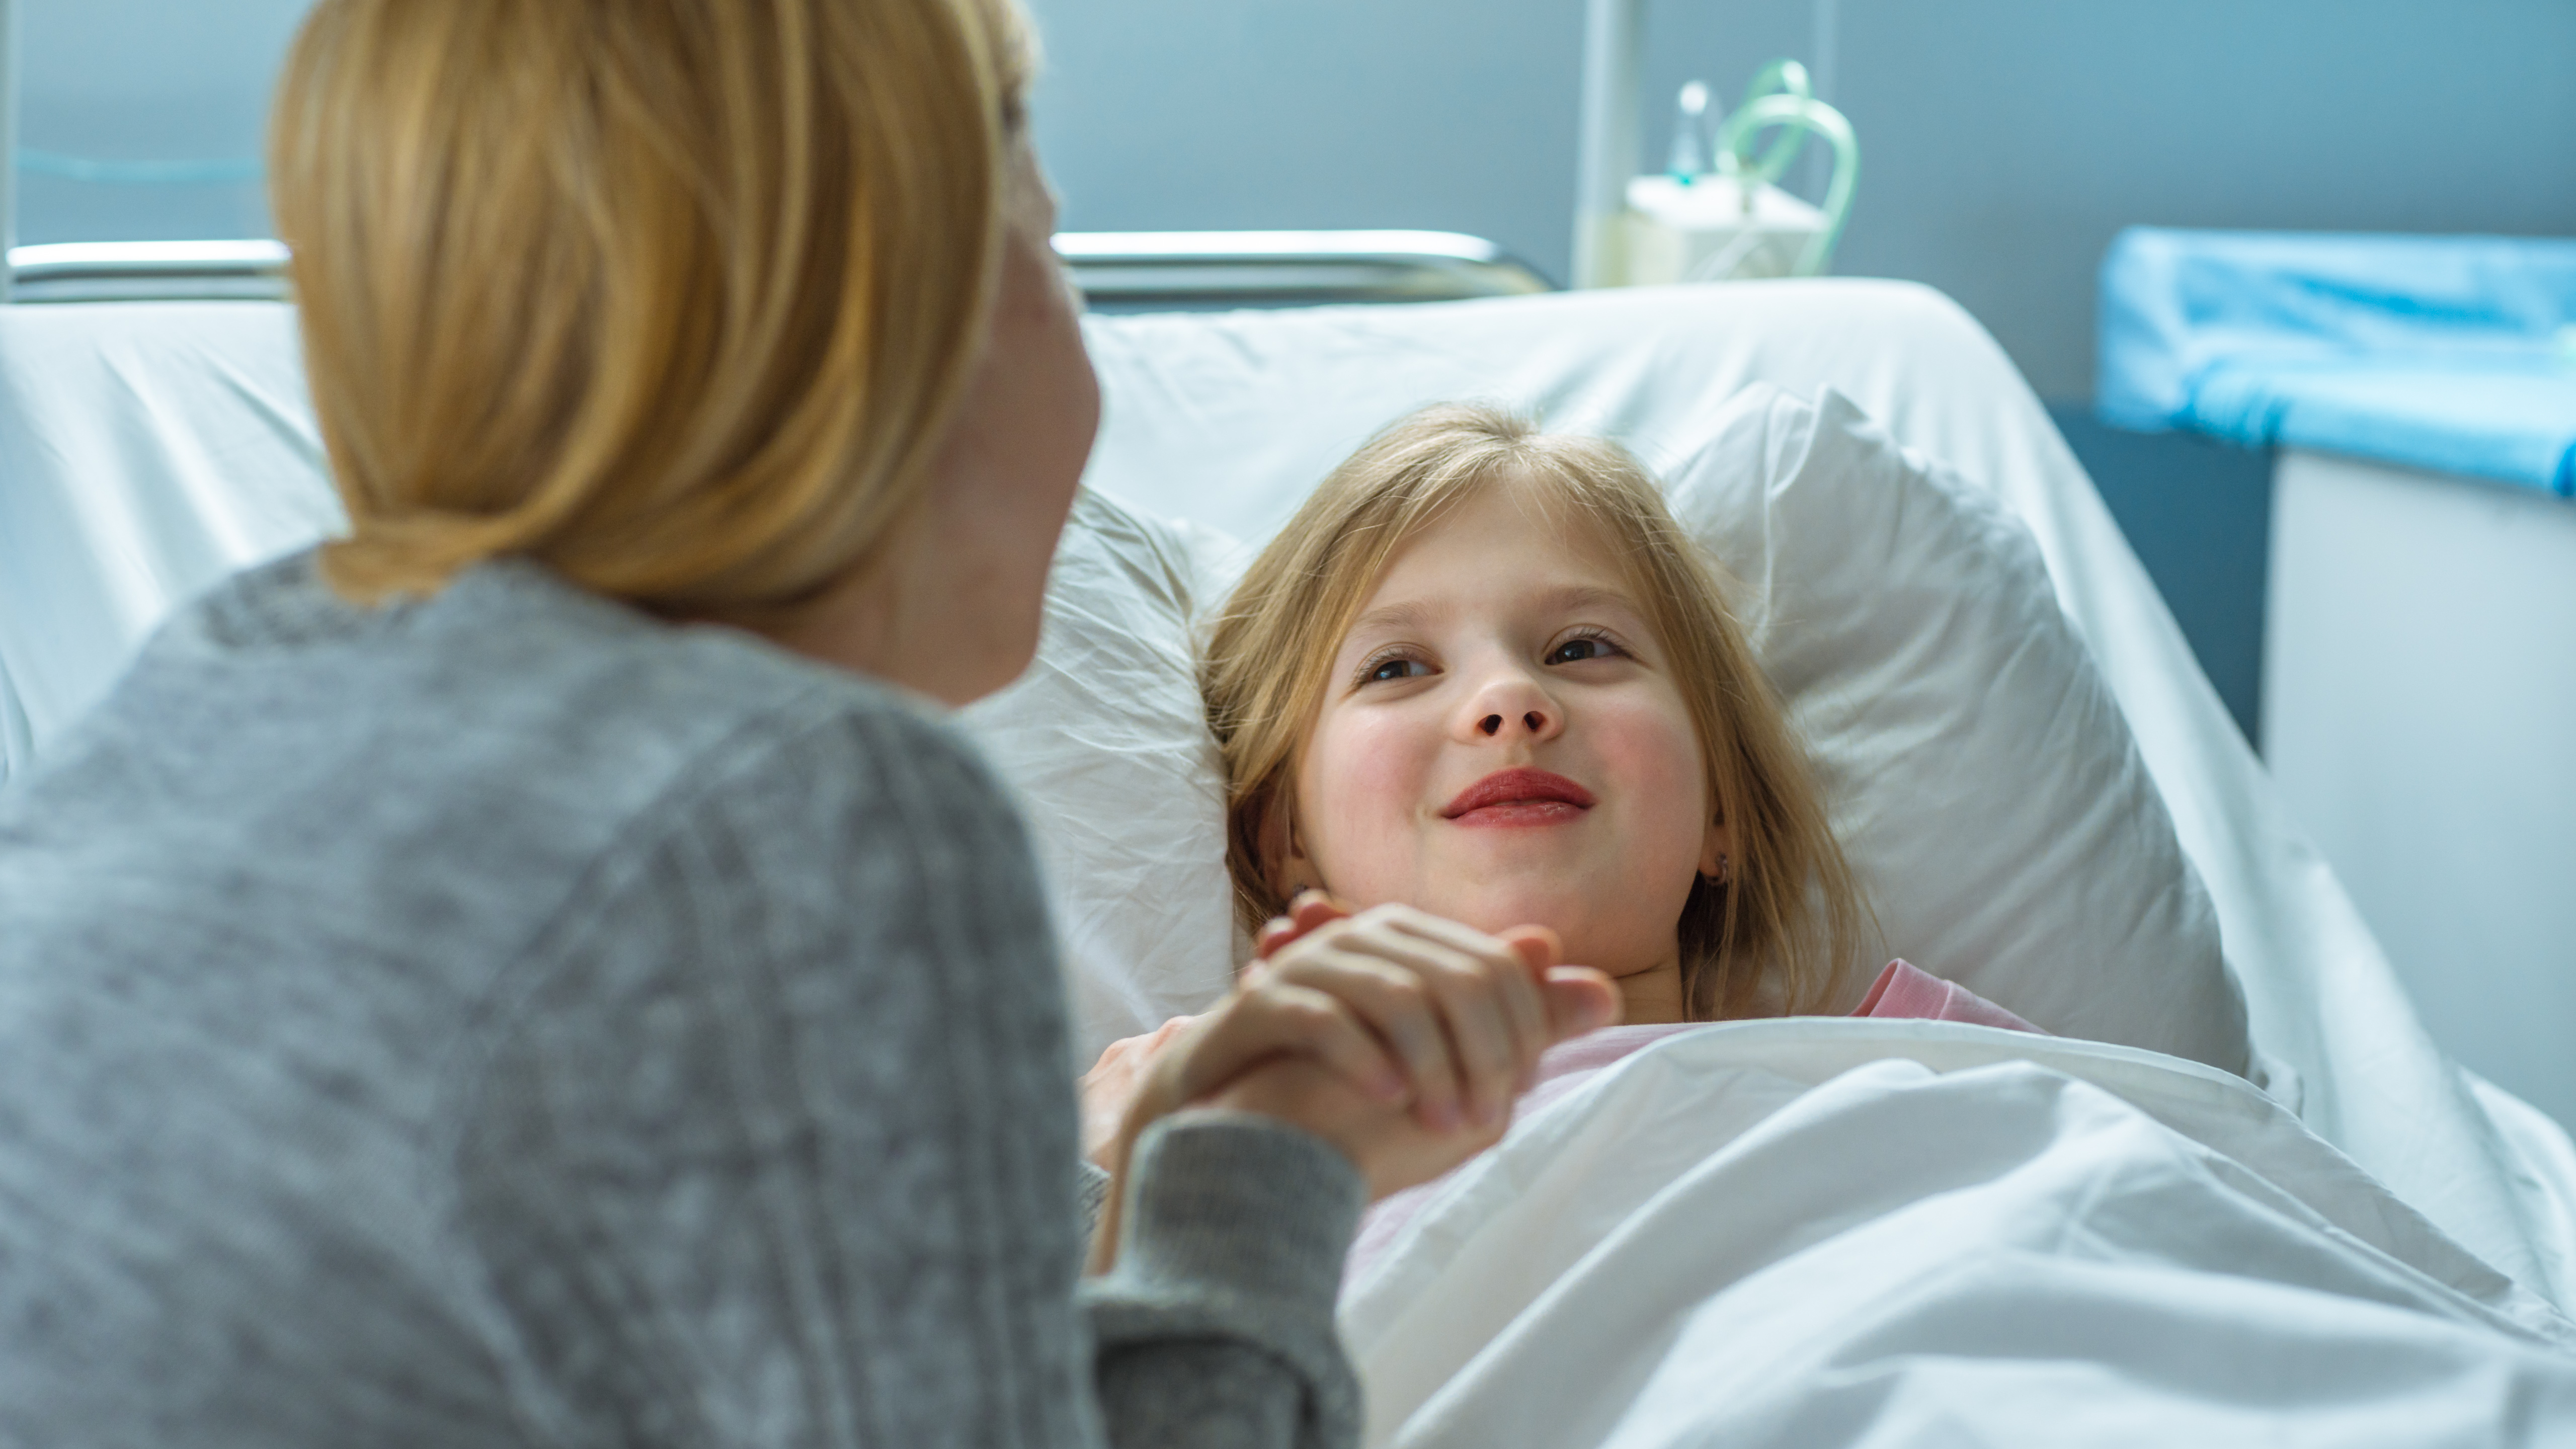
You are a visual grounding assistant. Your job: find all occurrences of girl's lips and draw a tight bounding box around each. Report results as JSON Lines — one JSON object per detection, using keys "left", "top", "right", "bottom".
{"left": 1442, "top": 767, "right": 1597, "bottom": 827}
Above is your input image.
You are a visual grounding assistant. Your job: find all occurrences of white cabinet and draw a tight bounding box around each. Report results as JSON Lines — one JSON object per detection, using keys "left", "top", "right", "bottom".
{"left": 2264, "top": 448, "right": 2576, "bottom": 1131}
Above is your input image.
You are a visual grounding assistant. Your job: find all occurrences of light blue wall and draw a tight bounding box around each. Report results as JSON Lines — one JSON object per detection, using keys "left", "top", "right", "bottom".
{"left": 17, "top": 0, "right": 2576, "bottom": 396}
{"left": 14, "top": 0, "right": 309, "bottom": 245}
{"left": 1023, "top": 0, "right": 2576, "bottom": 396}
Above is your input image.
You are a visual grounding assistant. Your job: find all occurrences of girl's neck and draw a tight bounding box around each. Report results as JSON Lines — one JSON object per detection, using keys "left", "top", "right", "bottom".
{"left": 1613, "top": 958, "right": 1688, "bottom": 1026}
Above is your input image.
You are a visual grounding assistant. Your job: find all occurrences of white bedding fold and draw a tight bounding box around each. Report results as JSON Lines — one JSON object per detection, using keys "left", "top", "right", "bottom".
{"left": 1344, "top": 1021, "right": 2576, "bottom": 1448}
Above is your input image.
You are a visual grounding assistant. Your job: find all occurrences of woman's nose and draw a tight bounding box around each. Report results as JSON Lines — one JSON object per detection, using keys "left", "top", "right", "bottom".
{"left": 1478, "top": 709, "right": 1550, "bottom": 737}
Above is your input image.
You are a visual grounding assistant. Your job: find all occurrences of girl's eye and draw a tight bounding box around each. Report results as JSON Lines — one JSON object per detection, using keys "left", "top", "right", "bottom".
{"left": 1362, "top": 656, "right": 1432, "bottom": 685}
{"left": 1546, "top": 634, "right": 1625, "bottom": 665}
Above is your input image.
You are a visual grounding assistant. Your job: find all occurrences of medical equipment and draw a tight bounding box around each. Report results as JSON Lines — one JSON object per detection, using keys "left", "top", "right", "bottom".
{"left": 1623, "top": 61, "right": 1858, "bottom": 284}
{"left": 1570, "top": 0, "right": 1856, "bottom": 288}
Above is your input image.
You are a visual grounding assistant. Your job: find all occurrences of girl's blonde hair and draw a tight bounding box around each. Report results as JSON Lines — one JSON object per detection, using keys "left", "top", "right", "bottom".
{"left": 1201, "top": 404, "right": 1864, "bottom": 1020}
{"left": 271, "top": 0, "right": 1032, "bottom": 611}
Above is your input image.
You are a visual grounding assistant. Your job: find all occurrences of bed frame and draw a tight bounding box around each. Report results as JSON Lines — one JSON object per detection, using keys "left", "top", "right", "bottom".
{"left": 4, "top": 231, "right": 1552, "bottom": 309}
{"left": 3, "top": 233, "right": 1552, "bottom": 309}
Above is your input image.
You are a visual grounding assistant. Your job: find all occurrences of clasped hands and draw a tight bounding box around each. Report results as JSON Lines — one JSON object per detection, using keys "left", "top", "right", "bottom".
{"left": 1082, "top": 894, "right": 1620, "bottom": 1270}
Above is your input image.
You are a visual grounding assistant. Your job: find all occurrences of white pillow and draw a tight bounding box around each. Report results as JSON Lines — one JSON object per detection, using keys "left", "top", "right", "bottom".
{"left": 959, "top": 489, "right": 1240, "bottom": 1063}
{"left": 1664, "top": 384, "right": 2250, "bottom": 1072}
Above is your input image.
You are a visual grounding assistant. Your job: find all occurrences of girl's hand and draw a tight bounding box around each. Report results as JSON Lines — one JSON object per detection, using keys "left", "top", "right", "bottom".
{"left": 1254, "top": 889, "right": 1356, "bottom": 960}
{"left": 1253, "top": 903, "right": 1578, "bottom": 1132}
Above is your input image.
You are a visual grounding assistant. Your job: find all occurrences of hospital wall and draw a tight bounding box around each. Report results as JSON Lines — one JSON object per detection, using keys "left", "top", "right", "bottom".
{"left": 21, "top": 0, "right": 2576, "bottom": 402}
{"left": 1021, "top": 0, "right": 2576, "bottom": 401}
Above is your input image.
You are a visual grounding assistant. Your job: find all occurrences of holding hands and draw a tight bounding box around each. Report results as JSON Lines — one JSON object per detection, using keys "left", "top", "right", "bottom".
{"left": 1083, "top": 895, "right": 1619, "bottom": 1266}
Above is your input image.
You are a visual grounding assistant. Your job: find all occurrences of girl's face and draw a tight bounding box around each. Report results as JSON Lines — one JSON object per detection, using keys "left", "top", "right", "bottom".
{"left": 1282, "top": 484, "right": 1728, "bottom": 1020}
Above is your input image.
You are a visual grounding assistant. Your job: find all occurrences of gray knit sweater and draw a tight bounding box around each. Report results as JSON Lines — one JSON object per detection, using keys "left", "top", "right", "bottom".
{"left": 0, "top": 552, "right": 1362, "bottom": 1448}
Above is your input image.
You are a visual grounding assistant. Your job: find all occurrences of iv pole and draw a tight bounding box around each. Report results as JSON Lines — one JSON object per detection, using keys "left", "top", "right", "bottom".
{"left": 1, "top": 0, "right": 18, "bottom": 303}
{"left": 1569, "top": 0, "right": 1643, "bottom": 290}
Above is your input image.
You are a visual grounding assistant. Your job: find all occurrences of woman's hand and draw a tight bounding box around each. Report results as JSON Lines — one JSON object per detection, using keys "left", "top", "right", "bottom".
{"left": 1196, "top": 1053, "right": 1510, "bottom": 1201}
{"left": 1084, "top": 902, "right": 1619, "bottom": 1269}
{"left": 1079, "top": 1016, "right": 1193, "bottom": 1168}
{"left": 1114, "top": 904, "right": 1614, "bottom": 1139}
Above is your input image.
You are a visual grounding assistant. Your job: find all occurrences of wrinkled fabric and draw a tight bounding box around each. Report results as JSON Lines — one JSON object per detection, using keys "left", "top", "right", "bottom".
{"left": 1853, "top": 958, "right": 2041, "bottom": 1033}
{"left": 1348, "top": 963, "right": 2041, "bottom": 1282}
{"left": 1343, "top": 1022, "right": 2576, "bottom": 1449}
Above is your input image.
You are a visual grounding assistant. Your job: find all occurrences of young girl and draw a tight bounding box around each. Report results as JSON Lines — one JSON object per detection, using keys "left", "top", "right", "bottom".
{"left": 1083, "top": 403, "right": 2035, "bottom": 1228}
{"left": 1205, "top": 401, "right": 1862, "bottom": 1028}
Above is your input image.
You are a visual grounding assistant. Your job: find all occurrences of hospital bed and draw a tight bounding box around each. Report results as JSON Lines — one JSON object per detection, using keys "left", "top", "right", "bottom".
{"left": 6, "top": 243, "right": 2574, "bottom": 1436}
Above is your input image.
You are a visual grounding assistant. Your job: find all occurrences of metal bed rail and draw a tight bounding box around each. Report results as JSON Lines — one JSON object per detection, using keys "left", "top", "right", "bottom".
{"left": 5, "top": 231, "right": 1553, "bottom": 308}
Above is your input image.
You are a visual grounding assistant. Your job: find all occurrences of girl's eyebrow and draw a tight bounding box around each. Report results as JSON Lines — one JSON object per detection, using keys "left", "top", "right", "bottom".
{"left": 1344, "top": 598, "right": 1443, "bottom": 639}
{"left": 1538, "top": 583, "right": 1644, "bottom": 618}
{"left": 1344, "top": 584, "right": 1642, "bottom": 645}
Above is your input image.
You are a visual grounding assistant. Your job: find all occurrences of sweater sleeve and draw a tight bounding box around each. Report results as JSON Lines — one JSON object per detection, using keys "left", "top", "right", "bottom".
{"left": 442, "top": 694, "right": 1362, "bottom": 1449}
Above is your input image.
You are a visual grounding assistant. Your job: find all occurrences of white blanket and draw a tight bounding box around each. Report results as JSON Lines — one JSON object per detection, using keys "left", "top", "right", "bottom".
{"left": 1343, "top": 1022, "right": 2576, "bottom": 1447}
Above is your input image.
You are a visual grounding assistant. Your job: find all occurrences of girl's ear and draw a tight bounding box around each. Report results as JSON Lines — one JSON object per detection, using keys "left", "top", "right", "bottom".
{"left": 1698, "top": 808, "right": 1735, "bottom": 883}
{"left": 1256, "top": 794, "right": 1325, "bottom": 899}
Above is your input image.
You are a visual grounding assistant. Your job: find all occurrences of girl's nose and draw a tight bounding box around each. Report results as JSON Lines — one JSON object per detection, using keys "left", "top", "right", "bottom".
{"left": 1461, "top": 672, "right": 1563, "bottom": 742}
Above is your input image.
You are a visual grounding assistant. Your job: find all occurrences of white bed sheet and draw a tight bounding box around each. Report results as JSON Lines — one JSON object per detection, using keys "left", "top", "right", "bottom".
{"left": 1, "top": 284, "right": 2568, "bottom": 1310}
{"left": 1345, "top": 1019, "right": 2576, "bottom": 1448}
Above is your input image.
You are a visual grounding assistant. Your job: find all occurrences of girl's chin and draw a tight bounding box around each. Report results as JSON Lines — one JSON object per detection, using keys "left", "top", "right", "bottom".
{"left": 1404, "top": 886, "right": 1653, "bottom": 959}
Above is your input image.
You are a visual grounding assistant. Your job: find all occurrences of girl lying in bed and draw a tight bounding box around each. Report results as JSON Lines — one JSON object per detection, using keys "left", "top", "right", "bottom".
{"left": 1082, "top": 403, "right": 2037, "bottom": 1225}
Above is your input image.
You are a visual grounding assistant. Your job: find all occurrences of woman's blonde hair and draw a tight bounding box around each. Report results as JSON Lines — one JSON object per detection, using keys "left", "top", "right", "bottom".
{"left": 1201, "top": 404, "right": 1864, "bottom": 1019}
{"left": 271, "top": 0, "right": 1032, "bottom": 610}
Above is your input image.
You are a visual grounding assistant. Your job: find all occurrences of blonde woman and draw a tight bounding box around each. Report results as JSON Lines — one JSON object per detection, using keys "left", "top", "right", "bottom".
{"left": 0, "top": 5, "right": 1616, "bottom": 1446}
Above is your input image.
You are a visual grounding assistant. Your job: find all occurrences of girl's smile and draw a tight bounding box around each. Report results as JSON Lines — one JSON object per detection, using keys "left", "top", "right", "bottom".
{"left": 1442, "top": 767, "right": 1597, "bottom": 827}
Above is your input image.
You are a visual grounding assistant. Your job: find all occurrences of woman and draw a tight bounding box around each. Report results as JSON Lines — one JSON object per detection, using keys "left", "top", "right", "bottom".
{"left": 0, "top": 3, "right": 1613, "bottom": 1445}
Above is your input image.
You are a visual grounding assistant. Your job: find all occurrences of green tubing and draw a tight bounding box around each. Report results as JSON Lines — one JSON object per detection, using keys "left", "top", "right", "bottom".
{"left": 1712, "top": 90, "right": 1859, "bottom": 277}
{"left": 1730, "top": 58, "right": 1814, "bottom": 188}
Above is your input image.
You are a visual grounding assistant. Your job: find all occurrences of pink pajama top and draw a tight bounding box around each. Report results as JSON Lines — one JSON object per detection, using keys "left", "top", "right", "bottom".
{"left": 1344, "top": 960, "right": 2041, "bottom": 1280}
